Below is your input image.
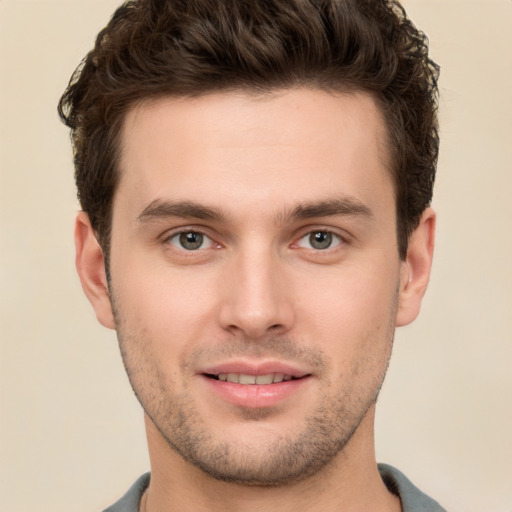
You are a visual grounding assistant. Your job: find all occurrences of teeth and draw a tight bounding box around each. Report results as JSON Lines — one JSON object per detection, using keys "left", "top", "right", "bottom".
{"left": 239, "top": 374, "right": 256, "bottom": 384}
{"left": 256, "top": 374, "right": 274, "bottom": 385}
{"left": 216, "top": 373, "right": 294, "bottom": 385}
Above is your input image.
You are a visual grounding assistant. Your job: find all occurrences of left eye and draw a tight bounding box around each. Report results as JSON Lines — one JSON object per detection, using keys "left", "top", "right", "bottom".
{"left": 168, "top": 231, "right": 214, "bottom": 251}
{"left": 297, "top": 231, "right": 343, "bottom": 250}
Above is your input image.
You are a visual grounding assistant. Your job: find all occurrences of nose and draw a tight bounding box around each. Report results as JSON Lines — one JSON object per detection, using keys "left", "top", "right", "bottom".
{"left": 217, "top": 247, "right": 295, "bottom": 339}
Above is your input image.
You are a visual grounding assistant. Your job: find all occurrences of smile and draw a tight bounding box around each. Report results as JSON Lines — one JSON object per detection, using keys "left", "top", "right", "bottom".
{"left": 209, "top": 373, "right": 296, "bottom": 385}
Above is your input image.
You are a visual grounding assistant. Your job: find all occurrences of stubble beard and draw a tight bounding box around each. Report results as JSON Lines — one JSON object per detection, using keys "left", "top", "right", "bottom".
{"left": 146, "top": 387, "right": 381, "bottom": 487}
{"left": 112, "top": 300, "right": 396, "bottom": 487}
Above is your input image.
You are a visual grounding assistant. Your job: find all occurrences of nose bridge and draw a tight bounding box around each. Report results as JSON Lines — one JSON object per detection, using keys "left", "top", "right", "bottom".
{"left": 218, "top": 240, "right": 293, "bottom": 338}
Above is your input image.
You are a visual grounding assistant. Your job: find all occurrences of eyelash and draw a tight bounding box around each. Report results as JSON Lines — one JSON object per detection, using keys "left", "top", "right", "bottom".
{"left": 295, "top": 230, "right": 345, "bottom": 251}
{"left": 165, "top": 230, "right": 217, "bottom": 251}
{"left": 163, "top": 226, "right": 348, "bottom": 255}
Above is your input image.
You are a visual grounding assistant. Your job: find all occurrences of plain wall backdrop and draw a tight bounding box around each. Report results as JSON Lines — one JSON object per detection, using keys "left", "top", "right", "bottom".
{"left": 1, "top": 1, "right": 511, "bottom": 511}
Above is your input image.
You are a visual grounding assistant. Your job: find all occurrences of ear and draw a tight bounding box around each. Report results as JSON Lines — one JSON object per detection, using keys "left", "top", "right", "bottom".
{"left": 396, "top": 208, "right": 436, "bottom": 327}
{"left": 74, "top": 211, "right": 116, "bottom": 329}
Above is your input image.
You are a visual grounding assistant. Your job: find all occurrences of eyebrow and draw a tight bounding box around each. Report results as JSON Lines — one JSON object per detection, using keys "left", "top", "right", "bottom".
{"left": 136, "top": 199, "right": 227, "bottom": 224}
{"left": 284, "top": 197, "right": 373, "bottom": 223}
{"left": 136, "top": 196, "right": 373, "bottom": 225}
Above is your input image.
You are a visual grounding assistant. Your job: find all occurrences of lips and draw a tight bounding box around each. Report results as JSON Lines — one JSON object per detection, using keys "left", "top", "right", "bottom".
{"left": 201, "top": 361, "right": 309, "bottom": 382}
{"left": 200, "top": 361, "right": 311, "bottom": 408}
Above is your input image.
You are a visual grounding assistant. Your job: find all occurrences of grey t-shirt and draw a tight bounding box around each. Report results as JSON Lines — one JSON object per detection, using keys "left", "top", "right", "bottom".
{"left": 103, "top": 464, "right": 447, "bottom": 512}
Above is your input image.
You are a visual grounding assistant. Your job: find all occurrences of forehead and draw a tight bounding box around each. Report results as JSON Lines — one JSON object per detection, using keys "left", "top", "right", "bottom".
{"left": 115, "top": 89, "right": 393, "bottom": 220}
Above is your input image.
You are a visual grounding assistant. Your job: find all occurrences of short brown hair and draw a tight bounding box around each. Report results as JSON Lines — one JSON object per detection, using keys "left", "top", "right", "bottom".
{"left": 59, "top": 0, "right": 439, "bottom": 259}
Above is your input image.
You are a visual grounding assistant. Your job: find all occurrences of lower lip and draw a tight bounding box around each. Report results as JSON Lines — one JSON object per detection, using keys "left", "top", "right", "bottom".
{"left": 201, "top": 375, "right": 310, "bottom": 408}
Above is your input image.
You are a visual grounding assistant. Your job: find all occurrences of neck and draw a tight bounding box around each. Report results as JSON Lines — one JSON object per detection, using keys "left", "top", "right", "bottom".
{"left": 142, "top": 409, "right": 401, "bottom": 512}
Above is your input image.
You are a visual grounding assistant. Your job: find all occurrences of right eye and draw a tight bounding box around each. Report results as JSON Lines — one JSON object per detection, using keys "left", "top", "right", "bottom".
{"left": 167, "top": 231, "right": 215, "bottom": 251}
{"left": 296, "top": 230, "right": 344, "bottom": 251}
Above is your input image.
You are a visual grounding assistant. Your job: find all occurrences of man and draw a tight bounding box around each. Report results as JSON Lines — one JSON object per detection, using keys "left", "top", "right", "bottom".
{"left": 59, "top": 0, "right": 445, "bottom": 510}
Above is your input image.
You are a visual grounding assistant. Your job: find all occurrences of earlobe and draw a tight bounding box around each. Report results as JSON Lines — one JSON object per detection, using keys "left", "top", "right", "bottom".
{"left": 396, "top": 208, "right": 436, "bottom": 327}
{"left": 74, "top": 212, "right": 116, "bottom": 329}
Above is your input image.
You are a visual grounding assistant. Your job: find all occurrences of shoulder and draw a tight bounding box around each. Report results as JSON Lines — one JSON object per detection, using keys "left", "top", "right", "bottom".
{"left": 102, "top": 473, "right": 150, "bottom": 512}
{"left": 102, "top": 467, "right": 446, "bottom": 511}
{"left": 378, "top": 463, "right": 447, "bottom": 512}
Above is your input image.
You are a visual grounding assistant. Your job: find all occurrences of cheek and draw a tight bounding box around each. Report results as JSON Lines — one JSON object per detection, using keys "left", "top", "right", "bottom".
{"left": 296, "top": 261, "right": 399, "bottom": 368}
{"left": 111, "top": 256, "right": 221, "bottom": 360}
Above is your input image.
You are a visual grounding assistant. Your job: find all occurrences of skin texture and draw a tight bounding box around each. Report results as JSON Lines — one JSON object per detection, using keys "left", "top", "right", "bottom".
{"left": 75, "top": 89, "right": 435, "bottom": 511}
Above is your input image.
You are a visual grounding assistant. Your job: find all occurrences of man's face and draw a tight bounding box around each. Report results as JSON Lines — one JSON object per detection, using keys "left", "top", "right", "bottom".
{"left": 106, "top": 89, "right": 407, "bottom": 484}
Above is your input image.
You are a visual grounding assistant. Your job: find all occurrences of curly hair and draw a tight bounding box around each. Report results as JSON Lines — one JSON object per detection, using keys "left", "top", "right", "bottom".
{"left": 58, "top": 0, "right": 439, "bottom": 259}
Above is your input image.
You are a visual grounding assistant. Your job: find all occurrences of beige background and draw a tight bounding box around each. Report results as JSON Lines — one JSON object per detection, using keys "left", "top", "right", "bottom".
{"left": 1, "top": 0, "right": 511, "bottom": 510}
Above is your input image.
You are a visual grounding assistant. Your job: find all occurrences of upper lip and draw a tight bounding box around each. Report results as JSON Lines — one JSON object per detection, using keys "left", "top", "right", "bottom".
{"left": 200, "top": 360, "right": 310, "bottom": 378}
